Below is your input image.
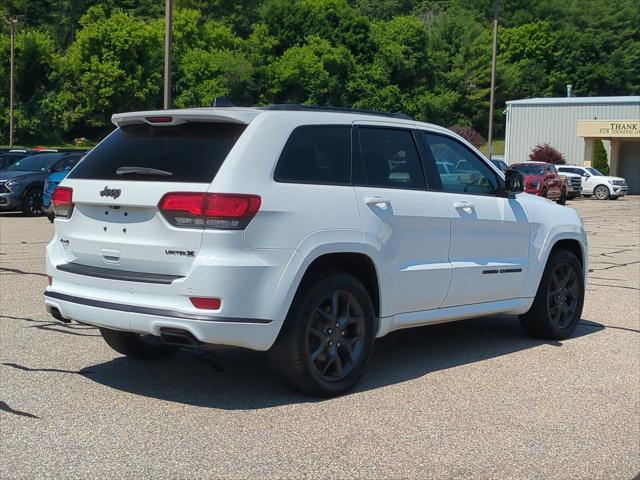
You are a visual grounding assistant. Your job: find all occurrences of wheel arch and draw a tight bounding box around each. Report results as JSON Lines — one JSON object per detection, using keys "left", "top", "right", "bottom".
{"left": 277, "top": 246, "right": 383, "bottom": 331}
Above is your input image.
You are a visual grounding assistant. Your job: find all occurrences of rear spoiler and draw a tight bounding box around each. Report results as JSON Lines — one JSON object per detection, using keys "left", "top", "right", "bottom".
{"left": 111, "top": 108, "right": 261, "bottom": 127}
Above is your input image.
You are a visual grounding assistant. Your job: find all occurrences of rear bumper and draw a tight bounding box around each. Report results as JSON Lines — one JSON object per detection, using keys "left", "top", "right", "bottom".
{"left": 44, "top": 290, "right": 282, "bottom": 351}
{"left": 44, "top": 236, "right": 294, "bottom": 351}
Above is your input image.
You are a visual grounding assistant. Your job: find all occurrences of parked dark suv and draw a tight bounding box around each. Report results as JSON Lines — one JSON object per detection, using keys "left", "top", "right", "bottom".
{"left": 0, "top": 152, "right": 84, "bottom": 216}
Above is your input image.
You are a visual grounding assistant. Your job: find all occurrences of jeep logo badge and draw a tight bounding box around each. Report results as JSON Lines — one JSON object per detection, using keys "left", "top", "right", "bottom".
{"left": 100, "top": 186, "right": 121, "bottom": 199}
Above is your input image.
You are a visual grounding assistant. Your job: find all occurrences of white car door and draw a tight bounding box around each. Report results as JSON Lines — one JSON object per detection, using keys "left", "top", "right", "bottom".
{"left": 352, "top": 124, "right": 452, "bottom": 315}
{"left": 419, "top": 131, "right": 530, "bottom": 307}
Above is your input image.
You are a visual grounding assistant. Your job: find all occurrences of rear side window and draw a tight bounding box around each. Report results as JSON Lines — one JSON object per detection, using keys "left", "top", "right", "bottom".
{"left": 356, "top": 127, "right": 426, "bottom": 190}
{"left": 274, "top": 126, "right": 351, "bottom": 185}
{"left": 68, "top": 122, "right": 246, "bottom": 183}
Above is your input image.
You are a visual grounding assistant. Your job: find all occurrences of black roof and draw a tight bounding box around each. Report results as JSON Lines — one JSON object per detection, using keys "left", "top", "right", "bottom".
{"left": 259, "top": 104, "right": 414, "bottom": 120}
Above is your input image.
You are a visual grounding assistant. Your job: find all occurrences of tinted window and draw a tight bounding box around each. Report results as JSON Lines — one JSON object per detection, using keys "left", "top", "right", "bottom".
{"left": 6, "top": 153, "right": 62, "bottom": 172}
{"left": 52, "top": 154, "right": 83, "bottom": 172}
{"left": 274, "top": 126, "right": 351, "bottom": 185}
{"left": 68, "top": 122, "right": 246, "bottom": 182}
{"left": 422, "top": 133, "right": 498, "bottom": 194}
{"left": 357, "top": 128, "right": 425, "bottom": 189}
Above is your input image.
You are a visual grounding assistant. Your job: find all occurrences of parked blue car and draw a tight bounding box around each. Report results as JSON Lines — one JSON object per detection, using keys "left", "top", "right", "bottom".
{"left": 43, "top": 154, "right": 84, "bottom": 221}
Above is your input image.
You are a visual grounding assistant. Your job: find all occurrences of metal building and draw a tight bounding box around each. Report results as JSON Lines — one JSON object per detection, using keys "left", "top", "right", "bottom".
{"left": 504, "top": 96, "right": 640, "bottom": 193}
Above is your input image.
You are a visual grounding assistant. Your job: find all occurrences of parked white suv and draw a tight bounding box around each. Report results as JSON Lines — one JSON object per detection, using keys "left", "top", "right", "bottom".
{"left": 44, "top": 106, "right": 587, "bottom": 396}
{"left": 557, "top": 165, "right": 627, "bottom": 200}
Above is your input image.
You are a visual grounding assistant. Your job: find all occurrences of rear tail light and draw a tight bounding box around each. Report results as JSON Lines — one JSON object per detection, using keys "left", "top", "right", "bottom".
{"left": 158, "top": 193, "right": 261, "bottom": 230}
{"left": 190, "top": 297, "right": 221, "bottom": 310}
{"left": 52, "top": 187, "right": 74, "bottom": 218}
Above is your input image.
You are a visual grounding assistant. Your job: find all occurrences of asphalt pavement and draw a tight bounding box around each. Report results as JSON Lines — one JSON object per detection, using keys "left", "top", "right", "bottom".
{"left": 1, "top": 197, "right": 639, "bottom": 479}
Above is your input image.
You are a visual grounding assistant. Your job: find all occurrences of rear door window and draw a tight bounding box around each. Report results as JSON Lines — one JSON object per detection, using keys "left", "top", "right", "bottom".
{"left": 68, "top": 122, "right": 246, "bottom": 183}
{"left": 274, "top": 126, "right": 351, "bottom": 185}
{"left": 355, "top": 127, "right": 426, "bottom": 190}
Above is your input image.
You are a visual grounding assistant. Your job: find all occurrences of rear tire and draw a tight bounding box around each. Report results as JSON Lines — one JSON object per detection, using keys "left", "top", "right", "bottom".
{"left": 100, "top": 328, "right": 179, "bottom": 359}
{"left": 520, "top": 249, "right": 584, "bottom": 340}
{"left": 269, "top": 272, "right": 376, "bottom": 397}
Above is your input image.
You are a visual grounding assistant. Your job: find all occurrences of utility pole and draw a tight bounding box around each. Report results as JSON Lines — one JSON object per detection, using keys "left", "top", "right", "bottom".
{"left": 6, "top": 16, "right": 19, "bottom": 147}
{"left": 163, "top": 0, "right": 172, "bottom": 109}
{"left": 487, "top": 0, "right": 499, "bottom": 160}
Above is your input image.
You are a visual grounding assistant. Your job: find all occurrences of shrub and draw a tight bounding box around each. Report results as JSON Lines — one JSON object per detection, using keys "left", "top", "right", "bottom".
{"left": 528, "top": 143, "right": 566, "bottom": 164}
{"left": 448, "top": 125, "right": 486, "bottom": 147}
{"left": 592, "top": 139, "right": 609, "bottom": 174}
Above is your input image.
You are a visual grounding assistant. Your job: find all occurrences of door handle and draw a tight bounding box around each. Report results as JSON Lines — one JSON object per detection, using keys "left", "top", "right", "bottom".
{"left": 365, "top": 196, "right": 391, "bottom": 208}
{"left": 453, "top": 201, "right": 474, "bottom": 210}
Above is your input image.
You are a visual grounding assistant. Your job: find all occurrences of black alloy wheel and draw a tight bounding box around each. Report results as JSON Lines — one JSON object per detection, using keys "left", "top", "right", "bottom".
{"left": 307, "top": 290, "right": 366, "bottom": 382}
{"left": 23, "top": 189, "right": 44, "bottom": 216}
{"left": 547, "top": 262, "right": 580, "bottom": 328}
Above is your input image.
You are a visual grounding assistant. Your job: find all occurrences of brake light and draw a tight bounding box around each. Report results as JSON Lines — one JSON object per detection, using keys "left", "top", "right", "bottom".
{"left": 190, "top": 297, "right": 221, "bottom": 310}
{"left": 158, "top": 193, "right": 261, "bottom": 229}
{"left": 52, "top": 187, "right": 74, "bottom": 218}
{"left": 145, "top": 116, "right": 173, "bottom": 123}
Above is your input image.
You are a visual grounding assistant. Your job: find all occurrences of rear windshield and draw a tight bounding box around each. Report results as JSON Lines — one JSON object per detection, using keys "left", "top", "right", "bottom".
{"left": 68, "top": 122, "right": 246, "bottom": 182}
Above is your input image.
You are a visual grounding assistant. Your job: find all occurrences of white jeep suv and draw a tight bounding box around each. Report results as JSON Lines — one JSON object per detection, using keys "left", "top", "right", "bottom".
{"left": 557, "top": 165, "right": 627, "bottom": 200}
{"left": 44, "top": 106, "right": 587, "bottom": 396}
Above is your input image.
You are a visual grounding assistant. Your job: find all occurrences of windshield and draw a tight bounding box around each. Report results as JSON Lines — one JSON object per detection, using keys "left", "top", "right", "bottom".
{"left": 586, "top": 167, "right": 604, "bottom": 176}
{"left": 511, "top": 163, "right": 544, "bottom": 175}
{"left": 6, "top": 154, "right": 61, "bottom": 172}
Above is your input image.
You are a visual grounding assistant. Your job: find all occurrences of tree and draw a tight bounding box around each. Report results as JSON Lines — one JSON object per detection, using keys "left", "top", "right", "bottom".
{"left": 269, "top": 35, "right": 355, "bottom": 105}
{"left": 592, "top": 140, "right": 609, "bottom": 175}
{"left": 528, "top": 143, "right": 565, "bottom": 164}
{"left": 47, "top": 6, "right": 163, "bottom": 137}
{"left": 449, "top": 125, "right": 485, "bottom": 147}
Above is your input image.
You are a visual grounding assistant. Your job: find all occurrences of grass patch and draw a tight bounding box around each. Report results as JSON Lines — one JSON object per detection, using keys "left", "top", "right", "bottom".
{"left": 478, "top": 139, "right": 505, "bottom": 156}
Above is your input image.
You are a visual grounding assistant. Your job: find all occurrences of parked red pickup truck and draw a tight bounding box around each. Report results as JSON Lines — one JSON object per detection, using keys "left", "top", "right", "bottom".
{"left": 509, "top": 162, "right": 567, "bottom": 205}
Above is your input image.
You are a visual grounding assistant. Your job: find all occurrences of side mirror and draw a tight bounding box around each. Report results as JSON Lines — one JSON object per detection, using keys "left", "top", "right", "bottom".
{"left": 64, "top": 166, "right": 72, "bottom": 172}
{"left": 505, "top": 169, "right": 525, "bottom": 197}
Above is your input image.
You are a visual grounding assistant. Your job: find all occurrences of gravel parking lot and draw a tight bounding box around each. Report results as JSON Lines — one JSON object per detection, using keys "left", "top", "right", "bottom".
{"left": 1, "top": 197, "right": 639, "bottom": 479}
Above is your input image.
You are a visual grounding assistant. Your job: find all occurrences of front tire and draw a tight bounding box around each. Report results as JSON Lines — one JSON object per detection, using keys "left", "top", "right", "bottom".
{"left": 593, "top": 185, "right": 610, "bottom": 200}
{"left": 557, "top": 188, "right": 567, "bottom": 205}
{"left": 269, "top": 272, "right": 376, "bottom": 397}
{"left": 22, "top": 189, "right": 44, "bottom": 216}
{"left": 520, "top": 250, "right": 584, "bottom": 340}
{"left": 100, "top": 328, "right": 180, "bottom": 359}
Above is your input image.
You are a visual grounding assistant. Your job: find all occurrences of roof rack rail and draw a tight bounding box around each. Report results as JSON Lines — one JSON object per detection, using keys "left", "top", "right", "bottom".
{"left": 259, "top": 104, "right": 414, "bottom": 120}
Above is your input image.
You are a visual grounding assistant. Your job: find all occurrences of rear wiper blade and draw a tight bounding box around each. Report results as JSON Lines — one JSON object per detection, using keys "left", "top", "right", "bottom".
{"left": 116, "top": 166, "right": 173, "bottom": 176}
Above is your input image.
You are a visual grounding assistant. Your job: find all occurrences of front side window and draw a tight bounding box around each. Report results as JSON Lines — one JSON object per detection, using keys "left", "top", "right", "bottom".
{"left": 274, "top": 126, "right": 351, "bottom": 185}
{"left": 421, "top": 133, "right": 498, "bottom": 195}
{"left": 356, "top": 127, "right": 425, "bottom": 189}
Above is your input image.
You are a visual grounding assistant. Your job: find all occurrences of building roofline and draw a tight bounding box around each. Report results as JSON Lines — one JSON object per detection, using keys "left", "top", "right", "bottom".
{"left": 506, "top": 96, "right": 640, "bottom": 106}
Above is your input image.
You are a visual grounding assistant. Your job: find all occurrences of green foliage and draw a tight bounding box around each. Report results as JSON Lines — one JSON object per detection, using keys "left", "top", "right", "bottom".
{"left": 1, "top": 0, "right": 639, "bottom": 144}
{"left": 592, "top": 140, "right": 609, "bottom": 175}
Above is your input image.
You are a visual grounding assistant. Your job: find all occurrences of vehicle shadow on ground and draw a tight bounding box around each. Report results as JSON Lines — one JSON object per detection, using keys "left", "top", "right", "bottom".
{"left": 80, "top": 315, "right": 604, "bottom": 410}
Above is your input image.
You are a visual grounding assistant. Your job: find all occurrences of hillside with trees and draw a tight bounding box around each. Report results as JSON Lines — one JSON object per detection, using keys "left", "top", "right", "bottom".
{"left": 1, "top": 0, "right": 639, "bottom": 145}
